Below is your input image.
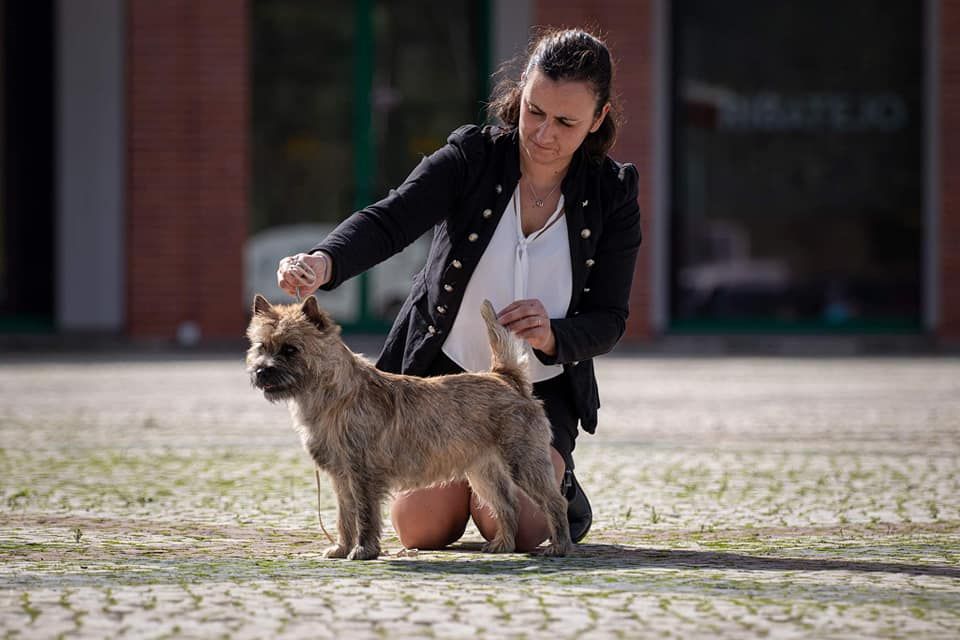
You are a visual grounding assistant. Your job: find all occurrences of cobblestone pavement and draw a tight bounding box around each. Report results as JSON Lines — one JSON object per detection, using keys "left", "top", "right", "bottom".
{"left": 1, "top": 351, "right": 958, "bottom": 639}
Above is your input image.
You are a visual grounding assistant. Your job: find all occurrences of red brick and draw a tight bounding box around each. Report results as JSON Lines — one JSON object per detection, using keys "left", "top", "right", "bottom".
{"left": 942, "top": 0, "right": 960, "bottom": 340}
{"left": 534, "top": 1, "right": 657, "bottom": 340}
{"left": 126, "top": 0, "right": 249, "bottom": 341}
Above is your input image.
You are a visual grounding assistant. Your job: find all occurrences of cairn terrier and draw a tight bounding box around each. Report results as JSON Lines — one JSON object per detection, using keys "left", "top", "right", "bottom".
{"left": 245, "top": 295, "right": 573, "bottom": 560}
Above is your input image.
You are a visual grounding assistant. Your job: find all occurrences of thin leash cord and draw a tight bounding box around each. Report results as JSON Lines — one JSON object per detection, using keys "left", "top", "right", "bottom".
{"left": 314, "top": 468, "right": 335, "bottom": 544}
{"left": 296, "top": 282, "right": 336, "bottom": 545}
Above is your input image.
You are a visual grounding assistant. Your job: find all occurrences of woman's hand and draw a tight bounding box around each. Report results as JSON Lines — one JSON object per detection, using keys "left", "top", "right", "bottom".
{"left": 276, "top": 252, "right": 332, "bottom": 299}
{"left": 497, "top": 299, "right": 556, "bottom": 356}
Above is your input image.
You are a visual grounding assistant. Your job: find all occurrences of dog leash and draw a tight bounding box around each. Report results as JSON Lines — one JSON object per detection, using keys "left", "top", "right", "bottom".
{"left": 314, "top": 468, "right": 335, "bottom": 544}
{"left": 293, "top": 273, "right": 336, "bottom": 546}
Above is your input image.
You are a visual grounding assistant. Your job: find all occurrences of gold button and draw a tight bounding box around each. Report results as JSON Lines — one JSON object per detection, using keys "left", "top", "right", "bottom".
{"left": 585, "top": 259, "right": 595, "bottom": 267}
{"left": 581, "top": 228, "right": 591, "bottom": 239}
{"left": 468, "top": 233, "right": 479, "bottom": 242}
{"left": 482, "top": 209, "right": 493, "bottom": 218}
{"left": 443, "top": 284, "right": 453, "bottom": 292}
{"left": 452, "top": 259, "right": 462, "bottom": 269}
{"left": 495, "top": 184, "right": 502, "bottom": 194}
{"left": 437, "top": 305, "right": 447, "bottom": 314}
{"left": 582, "top": 200, "right": 589, "bottom": 207}
{"left": 584, "top": 287, "right": 591, "bottom": 293}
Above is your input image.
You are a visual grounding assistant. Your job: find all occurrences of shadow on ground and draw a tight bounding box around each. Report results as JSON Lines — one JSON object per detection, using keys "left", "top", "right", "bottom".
{"left": 8, "top": 541, "right": 957, "bottom": 593}
{"left": 9, "top": 514, "right": 958, "bottom": 586}
{"left": 392, "top": 542, "right": 960, "bottom": 579}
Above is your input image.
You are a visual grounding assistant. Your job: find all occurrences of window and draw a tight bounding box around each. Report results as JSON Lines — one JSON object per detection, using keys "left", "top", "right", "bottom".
{"left": 671, "top": 1, "right": 924, "bottom": 331}
{"left": 250, "top": 1, "right": 487, "bottom": 327}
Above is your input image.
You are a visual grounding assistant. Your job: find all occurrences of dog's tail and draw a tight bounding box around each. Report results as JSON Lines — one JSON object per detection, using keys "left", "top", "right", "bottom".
{"left": 480, "top": 299, "right": 533, "bottom": 398}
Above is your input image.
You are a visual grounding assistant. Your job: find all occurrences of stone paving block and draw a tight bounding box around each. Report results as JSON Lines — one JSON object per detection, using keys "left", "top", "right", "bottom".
{"left": 1, "top": 354, "right": 959, "bottom": 638}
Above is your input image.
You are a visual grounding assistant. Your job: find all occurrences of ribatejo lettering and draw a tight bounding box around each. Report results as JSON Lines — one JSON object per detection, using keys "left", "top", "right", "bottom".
{"left": 718, "top": 92, "right": 908, "bottom": 134}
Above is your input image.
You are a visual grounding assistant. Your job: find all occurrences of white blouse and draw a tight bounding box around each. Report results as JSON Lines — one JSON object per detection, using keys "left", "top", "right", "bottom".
{"left": 442, "top": 185, "right": 573, "bottom": 382}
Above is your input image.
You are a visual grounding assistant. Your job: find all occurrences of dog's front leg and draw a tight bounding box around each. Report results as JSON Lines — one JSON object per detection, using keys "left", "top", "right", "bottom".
{"left": 322, "top": 472, "right": 358, "bottom": 559}
{"left": 346, "top": 477, "right": 387, "bottom": 561}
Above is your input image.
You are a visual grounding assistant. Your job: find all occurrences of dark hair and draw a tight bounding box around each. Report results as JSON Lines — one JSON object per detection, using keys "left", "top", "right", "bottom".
{"left": 488, "top": 28, "right": 621, "bottom": 163}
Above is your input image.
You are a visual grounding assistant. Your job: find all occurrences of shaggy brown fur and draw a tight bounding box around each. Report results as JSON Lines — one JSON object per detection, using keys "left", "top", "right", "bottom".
{"left": 245, "top": 294, "right": 572, "bottom": 560}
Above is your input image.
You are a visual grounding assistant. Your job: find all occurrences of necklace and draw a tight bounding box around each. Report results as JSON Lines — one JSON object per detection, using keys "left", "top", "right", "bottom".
{"left": 526, "top": 178, "right": 561, "bottom": 208}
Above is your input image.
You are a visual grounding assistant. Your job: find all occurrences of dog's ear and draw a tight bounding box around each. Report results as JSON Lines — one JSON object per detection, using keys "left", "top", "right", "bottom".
{"left": 253, "top": 294, "right": 274, "bottom": 317}
{"left": 301, "top": 296, "right": 333, "bottom": 332}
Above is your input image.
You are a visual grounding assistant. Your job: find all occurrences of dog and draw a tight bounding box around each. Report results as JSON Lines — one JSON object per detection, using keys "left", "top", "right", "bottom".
{"left": 245, "top": 294, "right": 572, "bottom": 560}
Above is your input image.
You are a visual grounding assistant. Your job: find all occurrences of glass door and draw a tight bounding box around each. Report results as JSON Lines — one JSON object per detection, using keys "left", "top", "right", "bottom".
{"left": 249, "top": 0, "right": 487, "bottom": 329}
{"left": 670, "top": 1, "right": 924, "bottom": 332}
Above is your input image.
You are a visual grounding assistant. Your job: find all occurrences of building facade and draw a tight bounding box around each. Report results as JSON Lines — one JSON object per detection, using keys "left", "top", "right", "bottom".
{"left": 2, "top": 0, "right": 958, "bottom": 345}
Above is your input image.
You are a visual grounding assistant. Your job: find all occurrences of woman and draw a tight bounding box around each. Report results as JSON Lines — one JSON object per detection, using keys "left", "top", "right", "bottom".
{"left": 276, "top": 28, "right": 641, "bottom": 551}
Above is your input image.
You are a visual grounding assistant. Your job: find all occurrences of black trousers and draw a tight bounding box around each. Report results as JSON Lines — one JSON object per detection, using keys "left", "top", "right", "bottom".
{"left": 424, "top": 351, "right": 580, "bottom": 470}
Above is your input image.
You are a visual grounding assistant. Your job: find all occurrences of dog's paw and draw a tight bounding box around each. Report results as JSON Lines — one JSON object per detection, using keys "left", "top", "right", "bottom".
{"left": 346, "top": 544, "right": 381, "bottom": 561}
{"left": 541, "top": 541, "right": 572, "bottom": 557}
{"left": 481, "top": 538, "right": 516, "bottom": 554}
{"left": 322, "top": 544, "right": 351, "bottom": 559}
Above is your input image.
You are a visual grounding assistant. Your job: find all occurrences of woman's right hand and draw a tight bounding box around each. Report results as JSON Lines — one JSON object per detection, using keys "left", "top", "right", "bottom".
{"left": 276, "top": 251, "right": 332, "bottom": 299}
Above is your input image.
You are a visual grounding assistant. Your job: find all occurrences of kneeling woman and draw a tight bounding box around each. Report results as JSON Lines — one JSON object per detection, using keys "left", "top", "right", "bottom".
{"left": 277, "top": 28, "right": 642, "bottom": 551}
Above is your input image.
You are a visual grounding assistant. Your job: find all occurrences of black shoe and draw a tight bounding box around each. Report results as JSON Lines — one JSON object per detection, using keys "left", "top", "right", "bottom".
{"left": 562, "top": 469, "right": 592, "bottom": 543}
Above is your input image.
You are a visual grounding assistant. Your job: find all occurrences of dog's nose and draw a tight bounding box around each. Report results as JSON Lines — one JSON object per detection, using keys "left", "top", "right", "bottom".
{"left": 255, "top": 366, "right": 276, "bottom": 385}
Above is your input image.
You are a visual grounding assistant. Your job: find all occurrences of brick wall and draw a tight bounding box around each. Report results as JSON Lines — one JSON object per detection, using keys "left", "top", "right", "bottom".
{"left": 941, "top": 0, "right": 960, "bottom": 340}
{"left": 126, "top": 1, "right": 249, "bottom": 341}
{"left": 533, "top": 1, "right": 656, "bottom": 340}
{"left": 121, "top": 1, "right": 954, "bottom": 343}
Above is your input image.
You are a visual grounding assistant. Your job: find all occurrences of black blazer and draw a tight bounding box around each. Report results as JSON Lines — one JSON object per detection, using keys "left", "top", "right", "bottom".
{"left": 311, "top": 124, "right": 642, "bottom": 433}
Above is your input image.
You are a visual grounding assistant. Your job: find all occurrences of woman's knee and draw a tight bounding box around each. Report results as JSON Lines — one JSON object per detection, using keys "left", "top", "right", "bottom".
{"left": 548, "top": 447, "right": 566, "bottom": 484}
{"left": 471, "top": 491, "right": 550, "bottom": 552}
{"left": 390, "top": 482, "right": 471, "bottom": 550}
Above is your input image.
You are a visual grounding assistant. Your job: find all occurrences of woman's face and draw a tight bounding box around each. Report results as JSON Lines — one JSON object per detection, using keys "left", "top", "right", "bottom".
{"left": 518, "top": 67, "right": 610, "bottom": 172}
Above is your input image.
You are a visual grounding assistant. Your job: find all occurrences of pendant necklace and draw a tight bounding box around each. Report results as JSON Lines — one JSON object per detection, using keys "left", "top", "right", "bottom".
{"left": 527, "top": 178, "right": 561, "bottom": 208}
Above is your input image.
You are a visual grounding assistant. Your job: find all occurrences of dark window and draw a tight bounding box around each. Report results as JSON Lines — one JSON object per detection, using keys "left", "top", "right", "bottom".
{"left": 370, "top": 1, "right": 487, "bottom": 198}
{"left": 251, "top": 2, "right": 357, "bottom": 232}
{"left": 1, "top": 0, "right": 55, "bottom": 326}
{"left": 250, "top": 1, "right": 486, "bottom": 328}
{"left": 251, "top": 0, "right": 485, "bottom": 233}
{"left": 671, "top": 0, "right": 924, "bottom": 331}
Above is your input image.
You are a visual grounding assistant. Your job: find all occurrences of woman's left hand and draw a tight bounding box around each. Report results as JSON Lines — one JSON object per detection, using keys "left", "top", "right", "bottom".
{"left": 497, "top": 299, "right": 556, "bottom": 356}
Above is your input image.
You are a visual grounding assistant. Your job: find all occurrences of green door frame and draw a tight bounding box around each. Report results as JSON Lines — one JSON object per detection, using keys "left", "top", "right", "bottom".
{"left": 345, "top": 0, "right": 490, "bottom": 333}
{"left": 350, "top": 0, "right": 375, "bottom": 332}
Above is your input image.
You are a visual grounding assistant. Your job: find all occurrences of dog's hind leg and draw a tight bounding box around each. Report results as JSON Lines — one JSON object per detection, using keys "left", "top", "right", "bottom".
{"left": 346, "top": 476, "right": 387, "bottom": 561}
{"left": 510, "top": 451, "right": 573, "bottom": 557}
{"left": 323, "top": 472, "right": 358, "bottom": 559}
{"left": 466, "top": 459, "right": 519, "bottom": 554}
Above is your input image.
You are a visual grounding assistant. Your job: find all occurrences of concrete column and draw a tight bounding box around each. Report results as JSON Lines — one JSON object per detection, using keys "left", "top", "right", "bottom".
{"left": 492, "top": 0, "right": 532, "bottom": 69}
{"left": 56, "top": 0, "right": 125, "bottom": 331}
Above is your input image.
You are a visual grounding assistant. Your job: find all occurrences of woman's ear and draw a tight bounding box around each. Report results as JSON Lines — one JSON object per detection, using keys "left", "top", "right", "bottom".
{"left": 589, "top": 102, "right": 611, "bottom": 133}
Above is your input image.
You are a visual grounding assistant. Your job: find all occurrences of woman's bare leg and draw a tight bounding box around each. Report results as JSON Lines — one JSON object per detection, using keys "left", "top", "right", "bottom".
{"left": 470, "top": 447, "right": 566, "bottom": 552}
{"left": 390, "top": 481, "right": 471, "bottom": 550}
